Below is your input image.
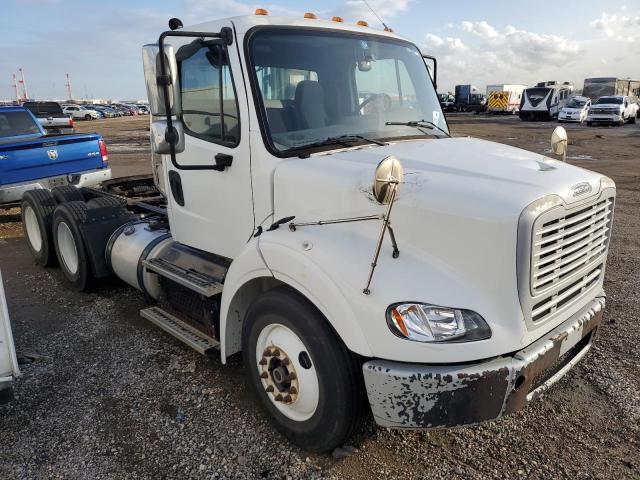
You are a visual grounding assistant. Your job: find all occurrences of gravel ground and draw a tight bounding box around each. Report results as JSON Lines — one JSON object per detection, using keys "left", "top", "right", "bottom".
{"left": 1, "top": 115, "right": 639, "bottom": 479}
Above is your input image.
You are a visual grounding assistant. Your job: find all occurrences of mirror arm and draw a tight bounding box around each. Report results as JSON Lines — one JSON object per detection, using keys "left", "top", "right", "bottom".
{"left": 422, "top": 54, "right": 437, "bottom": 90}
{"left": 157, "top": 27, "right": 234, "bottom": 171}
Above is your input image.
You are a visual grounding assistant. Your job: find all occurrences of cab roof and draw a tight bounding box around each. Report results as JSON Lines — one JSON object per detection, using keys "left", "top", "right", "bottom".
{"left": 185, "top": 13, "right": 405, "bottom": 41}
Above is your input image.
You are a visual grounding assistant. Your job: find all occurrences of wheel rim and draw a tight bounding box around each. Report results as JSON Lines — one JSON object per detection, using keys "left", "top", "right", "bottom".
{"left": 255, "top": 323, "right": 319, "bottom": 422}
{"left": 24, "top": 206, "right": 42, "bottom": 253}
{"left": 57, "top": 222, "right": 79, "bottom": 275}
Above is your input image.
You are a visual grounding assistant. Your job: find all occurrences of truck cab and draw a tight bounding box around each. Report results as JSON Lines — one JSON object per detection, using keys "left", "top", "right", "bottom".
{"left": 22, "top": 11, "right": 616, "bottom": 452}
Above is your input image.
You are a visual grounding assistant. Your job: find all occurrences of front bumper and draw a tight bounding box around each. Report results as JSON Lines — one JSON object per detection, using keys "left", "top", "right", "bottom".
{"left": 588, "top": 114, "right": 622, "bottom": 124}
{"left": 0, "top": 168, "right": 111, "bottom": 206}
{"left": 363, "top": 296, "right": 605, "bottom": 429}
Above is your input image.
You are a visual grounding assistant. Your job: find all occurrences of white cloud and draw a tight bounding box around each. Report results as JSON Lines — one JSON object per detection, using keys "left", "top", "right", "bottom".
{"left": 590, "top": 11, "right": 640, "bottom": 42}
{"left": 423, "top": 20, "right": 591, "bottom": 93}
{"left": 461, "top": 20, "right": 498, "bottom": 38}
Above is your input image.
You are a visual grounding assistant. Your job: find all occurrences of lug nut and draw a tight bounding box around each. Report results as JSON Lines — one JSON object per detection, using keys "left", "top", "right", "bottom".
{"left": 283, "top": 394, "right": 292, "bottom": 403}
{"left": 288, "top": 372, "right": 297, "bottom": 380}
{"left": 259, "top": 358, "right": 268, "bottom": 365}
{"left": 274, "top": 394, "right": 283, "bottom": 402}
{"left": 281, "top": 357, "right": 290, "bottom": 366}
{"left": 260, "top": 372, "right": 268, "bottom": 379}
{"left": 266, "top": 385, "right": 274, "bottom": 392}
{"left": 272, "top": 348, "right": 281, "bottom": 356}
{"left": 263, "top": 348, "right": 272, "bottom": 357}
{"left": 289, "top": 386, "right": 297, "bottom": 395}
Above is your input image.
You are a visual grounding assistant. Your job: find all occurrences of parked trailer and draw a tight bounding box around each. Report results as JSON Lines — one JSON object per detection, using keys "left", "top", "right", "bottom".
{"left": 486, "top": 84, "right": 527, "bottom": 114}
{"left": 520, "top": 81, "right": 574, "bottom": 120}
{"left": 454, "top": 84, "right": 485, "bottom": 112}
{"left": 21, "top": 13, "right": 615, "bottom": 452}
{"left": 583, "top": 77, "right": 640, "bottom": 101}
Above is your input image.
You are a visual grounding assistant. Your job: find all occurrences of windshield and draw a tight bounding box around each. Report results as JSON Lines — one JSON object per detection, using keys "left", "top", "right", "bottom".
{"left": 565, "top": 98, "right": 586, "bottom": 108}
{"left": 249, "top": 29, "right": 447, "bottom": 155}
{"left": 23, "top": 102, "right": 63, "bottom": 115}
{"left": 525, "top": 88, "right": 550, "bottom": 102}
{"left": 595, "top": 96, "right": 622, "bottom": 105}
{"left": 0, "top": 111, "right": 40, "bottom": 140}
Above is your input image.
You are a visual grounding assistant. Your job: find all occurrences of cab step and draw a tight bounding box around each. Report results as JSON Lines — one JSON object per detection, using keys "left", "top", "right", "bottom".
{"left": 140, "top": 306, "right": 220, "bottom": 354}
{"left": 142, "top": 257, "right": 223, "bottom": 297}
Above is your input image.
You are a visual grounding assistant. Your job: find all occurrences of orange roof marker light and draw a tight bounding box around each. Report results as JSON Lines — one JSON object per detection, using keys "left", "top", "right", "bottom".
{"left": 356, "top": 20, "right": 369, "bottom": 27}
{"left": 255, "top": 8, "right": 268, "bottom": 15}
{"left": 331, "top": 16, "right": 344, "bottom": 22}
{"left": 304, "top": 12, "right": 318, "bottom": 19}
{"left": 384, "top": 26, "right": 394, "bottom": 32}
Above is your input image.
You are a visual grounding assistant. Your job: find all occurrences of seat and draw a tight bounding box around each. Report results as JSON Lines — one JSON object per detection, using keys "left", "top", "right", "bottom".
{"left": 294, "top": 80, "right": 328, "bottom": 130}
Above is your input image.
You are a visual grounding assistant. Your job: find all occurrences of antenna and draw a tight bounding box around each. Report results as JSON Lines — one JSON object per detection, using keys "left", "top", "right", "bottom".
{"left": 362, "top": 0, "right": 389, "bottom": 30}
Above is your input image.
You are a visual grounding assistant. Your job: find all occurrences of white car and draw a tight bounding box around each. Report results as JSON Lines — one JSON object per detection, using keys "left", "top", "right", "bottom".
{"left": 587, "top": 95, "right": 638, "bottom": 126}
{"left": 558, "top": 96, "right": 591, "bottom": 123}
{"left": 62, "top": 105, "right": 100, "bottom": 121}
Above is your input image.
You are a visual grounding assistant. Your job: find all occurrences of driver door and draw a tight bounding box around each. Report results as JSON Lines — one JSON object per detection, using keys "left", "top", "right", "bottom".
{"left": 166, "top": 29, "right": 253, "bottom": 260}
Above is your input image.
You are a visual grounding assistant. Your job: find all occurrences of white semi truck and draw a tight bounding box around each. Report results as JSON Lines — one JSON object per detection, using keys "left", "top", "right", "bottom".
{"left": 20, "top": 12, "right": 615, "bottom": 451}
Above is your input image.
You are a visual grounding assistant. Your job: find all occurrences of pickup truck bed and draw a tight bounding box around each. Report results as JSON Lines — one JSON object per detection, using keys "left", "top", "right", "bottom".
{"left": 0, "top": 107, "right": 111, "bottom": 207}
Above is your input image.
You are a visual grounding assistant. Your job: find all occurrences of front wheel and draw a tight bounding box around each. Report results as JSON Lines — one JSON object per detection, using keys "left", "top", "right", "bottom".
{"left": 84, "top": 114, "right": 91, "bottom": 121}
{"left": 242, "top": 287, "right": 366, "bottom": 452}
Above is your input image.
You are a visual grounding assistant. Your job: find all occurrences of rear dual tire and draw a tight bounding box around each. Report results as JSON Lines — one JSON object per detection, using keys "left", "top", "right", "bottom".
{"left": 21, "top": 190, "right": 57, "bottom": 267}
{"left": 243, "top": 287, "right": 367, "bottom": 452}
{"left": 52, "top": 202, "right": 91, "bottom": 291}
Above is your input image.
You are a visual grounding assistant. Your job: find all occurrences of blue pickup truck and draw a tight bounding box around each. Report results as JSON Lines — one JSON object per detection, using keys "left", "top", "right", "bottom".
{"left": 0, "top": 106, "right": 111, "bottom": 208}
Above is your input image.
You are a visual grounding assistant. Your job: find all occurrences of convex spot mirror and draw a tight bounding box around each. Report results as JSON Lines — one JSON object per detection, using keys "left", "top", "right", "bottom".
{"left": 142, "top": 43, "right": 182, "bottom": 117}
{"left": 551, "top": 126, "right": 568, "bottom": 159}
{"left": 373, "top": 156, "right": 404, "bottom": 204}
{"left": 151, "top": 120, "right": 185, "bottom": 155}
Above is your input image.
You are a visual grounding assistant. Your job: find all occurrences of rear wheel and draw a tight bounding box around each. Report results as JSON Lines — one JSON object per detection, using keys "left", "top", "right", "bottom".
{"left": 84, "top": 114, "right": 91, "bottom": 121}
{"left": 52, "top": 202, "right": 90, "bottom": 291}
{"left": 21, "top": 189, "right": 57, "bottom": 266}
{"left": 243, "top": 287, "right": 366, "bottom": 452}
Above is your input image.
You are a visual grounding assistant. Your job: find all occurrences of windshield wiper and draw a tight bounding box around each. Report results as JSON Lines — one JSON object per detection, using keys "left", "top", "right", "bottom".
{"left": 325, "top": 134, "right": 388, "bottom": 146}
{"left": 385, "top": 120, "right": 450, "bottom": 138}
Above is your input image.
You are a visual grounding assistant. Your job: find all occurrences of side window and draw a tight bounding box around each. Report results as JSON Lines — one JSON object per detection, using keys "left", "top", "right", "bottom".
{"left": 354, "top": 59, "right": 417, "bottom": 112}
{"left": 180, "top": 45, "right": 240, "bottom": 147}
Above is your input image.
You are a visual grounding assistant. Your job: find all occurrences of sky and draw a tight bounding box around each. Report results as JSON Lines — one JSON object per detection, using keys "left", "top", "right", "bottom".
{"left": 2, "top": 0, "right": 639, "bottom": 101}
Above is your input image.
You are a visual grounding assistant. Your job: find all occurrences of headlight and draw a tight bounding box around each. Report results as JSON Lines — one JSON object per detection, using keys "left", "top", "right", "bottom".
{"left": 386, "top": 303, "right": 491, "bottom": 343}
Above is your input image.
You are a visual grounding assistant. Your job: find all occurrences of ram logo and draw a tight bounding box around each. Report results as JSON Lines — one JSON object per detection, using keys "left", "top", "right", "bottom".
{"left": 47, "top": 149, "right": 59, "bottom": 160}
{"left": 571, "top": 182, "right": 592, "bottom": 197}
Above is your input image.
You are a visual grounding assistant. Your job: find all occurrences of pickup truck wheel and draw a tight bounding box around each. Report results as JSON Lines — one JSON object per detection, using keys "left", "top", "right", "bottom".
{"left": 243, "top": 287, "right": 366, "bottom": 452}
{"left": 51, "top": 185, "right": 85, "bottom": 204}
{"left": 52, "top": 202, "right": 90, "bottom": 291}
{"left": 21, "top": 189, "right": 57, "bottom": 267}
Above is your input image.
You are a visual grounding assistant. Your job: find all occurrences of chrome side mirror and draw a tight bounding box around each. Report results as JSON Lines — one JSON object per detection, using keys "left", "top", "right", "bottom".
{"left": 373, "top": 155, "right": 404, "bottom": 204}
{"left": 551, "top": 126, "right": 568, "bottom": 162}
{"left": 142, "top": 43, "right": 181, "bottom": 117}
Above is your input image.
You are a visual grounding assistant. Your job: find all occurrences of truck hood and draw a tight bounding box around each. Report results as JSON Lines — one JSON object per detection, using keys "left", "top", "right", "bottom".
{"left": 273, "top": 137, "right": 605, "bottom": 223}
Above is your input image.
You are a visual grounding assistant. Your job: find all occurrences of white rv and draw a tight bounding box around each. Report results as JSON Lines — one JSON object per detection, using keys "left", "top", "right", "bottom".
{"left": 0, "top": 270, "right": 20, "bottom": 404}
{"left": 520, "top": 81, "right": 574, "bottom": 121}
{"left": 486, "top": 84, "right": 527, "bottom": 114}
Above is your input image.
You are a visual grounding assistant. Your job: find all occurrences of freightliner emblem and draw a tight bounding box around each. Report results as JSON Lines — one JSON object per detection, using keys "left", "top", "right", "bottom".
{"left": 47, "top": 149, "right": 59, "bottom": 160}
{"left": 571, "top": 182, "right": 592, "bottom": 197}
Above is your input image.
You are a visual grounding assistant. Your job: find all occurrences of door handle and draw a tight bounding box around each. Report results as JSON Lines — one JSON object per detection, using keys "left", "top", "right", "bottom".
{"left": 213, "top": 153, "right": 233, "bottom": 171}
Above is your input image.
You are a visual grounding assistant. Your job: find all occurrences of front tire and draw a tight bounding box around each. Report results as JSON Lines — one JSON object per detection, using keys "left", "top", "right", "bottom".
{"left": 242, "top": 287, "right": 366, "bottom": 452}
{"left": 84, "top": 114, "right": 91, "bottom": 121}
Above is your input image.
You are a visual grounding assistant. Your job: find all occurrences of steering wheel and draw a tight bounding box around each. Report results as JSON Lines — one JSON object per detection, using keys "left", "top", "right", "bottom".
{"left": 356, "top": 93, "right": 392, "bottom": 114}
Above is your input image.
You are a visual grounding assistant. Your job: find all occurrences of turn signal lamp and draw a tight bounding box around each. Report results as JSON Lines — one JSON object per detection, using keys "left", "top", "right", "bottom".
{"left": 304, "top": 12, "right": 317, "bottom": 19}
{"left": 332, "top": 16, "right": 344, "bottom": 22}
{"left": 255, "top": 8, "right": 268, "bottom": 16}
{"left": 356, "top": 20, "right": 369, "bottom": 27}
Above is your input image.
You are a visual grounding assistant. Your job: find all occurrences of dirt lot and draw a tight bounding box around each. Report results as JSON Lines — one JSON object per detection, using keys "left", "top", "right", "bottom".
{"left": 1, "top": 115, "right": 639, "bottom": 479}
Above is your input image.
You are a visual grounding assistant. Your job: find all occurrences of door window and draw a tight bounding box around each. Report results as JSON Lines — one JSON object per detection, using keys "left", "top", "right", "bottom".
{"left": 179, "top": 44, "right": 240, "bottom": 147}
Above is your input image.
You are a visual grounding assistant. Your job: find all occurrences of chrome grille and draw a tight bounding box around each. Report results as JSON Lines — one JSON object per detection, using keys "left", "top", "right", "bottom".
{"left": 529, "top": 196, "right": 614, "bottom": 323}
